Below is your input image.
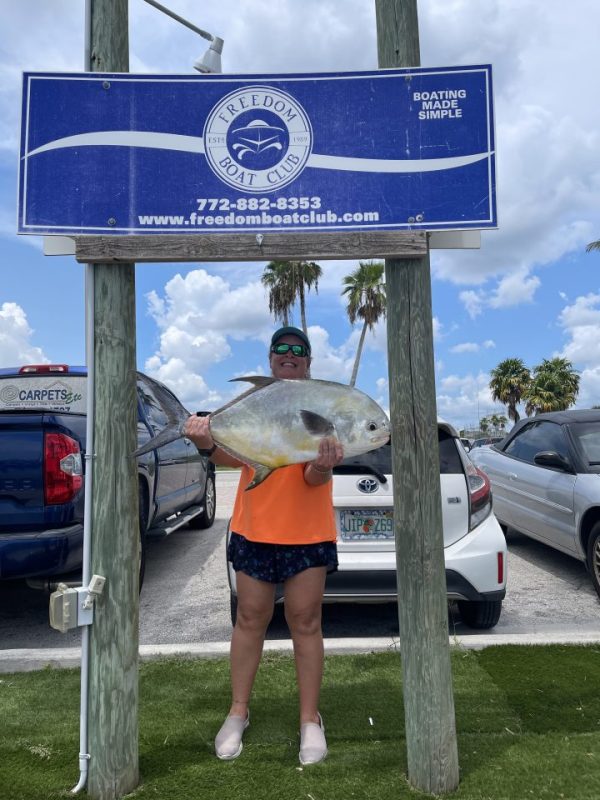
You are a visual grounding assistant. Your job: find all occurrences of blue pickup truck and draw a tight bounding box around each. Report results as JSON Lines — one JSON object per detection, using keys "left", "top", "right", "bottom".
{"left": 0, "top": 364, "right": 215, "bottom": 588}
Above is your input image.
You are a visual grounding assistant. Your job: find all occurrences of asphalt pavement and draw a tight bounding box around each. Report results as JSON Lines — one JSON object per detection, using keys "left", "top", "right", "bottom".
{"left": 1, "top": 470, "right": 599, "bottom": 673}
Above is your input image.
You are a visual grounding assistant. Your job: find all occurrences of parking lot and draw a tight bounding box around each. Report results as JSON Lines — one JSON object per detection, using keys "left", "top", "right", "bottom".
{"left": 1, "top": 470, "right": 599, "bottom": 654}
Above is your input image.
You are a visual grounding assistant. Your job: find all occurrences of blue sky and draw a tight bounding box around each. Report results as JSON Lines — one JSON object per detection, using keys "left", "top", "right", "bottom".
{"left": 2, "top": 0, "right": 600, "bottom": 434}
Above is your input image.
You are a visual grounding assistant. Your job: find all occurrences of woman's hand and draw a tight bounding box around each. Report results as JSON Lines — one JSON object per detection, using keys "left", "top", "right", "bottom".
{"left": 183, "top": 414, "right": 214, "bottom": 450}
{"left": 305, "top": 436, "right": 344, "bottom": 485}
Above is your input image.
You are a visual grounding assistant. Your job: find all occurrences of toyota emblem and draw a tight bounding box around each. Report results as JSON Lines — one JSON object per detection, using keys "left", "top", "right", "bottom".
{"left": 357, "top": 477, "right": 379, "bottom": 494}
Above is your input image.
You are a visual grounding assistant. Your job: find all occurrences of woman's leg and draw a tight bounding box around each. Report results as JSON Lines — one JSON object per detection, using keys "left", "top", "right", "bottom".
{"left": 228, "top": 570, "right": 276, "bottom": 718}
{"left": 283, "top": 566, "right": 327, "bottom": 725}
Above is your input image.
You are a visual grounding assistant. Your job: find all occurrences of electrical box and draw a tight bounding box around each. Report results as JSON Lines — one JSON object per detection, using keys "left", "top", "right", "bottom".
{"left": 49, "top": 584, "right": 79, "bottom": 633}
{"left": 49, "top": 575, "right": 106, "bottom": 632}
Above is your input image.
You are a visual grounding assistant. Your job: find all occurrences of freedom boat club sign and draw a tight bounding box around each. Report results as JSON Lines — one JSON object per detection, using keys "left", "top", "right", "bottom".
{"left": 18, "top": 65, "right": 496, "bottom": 236}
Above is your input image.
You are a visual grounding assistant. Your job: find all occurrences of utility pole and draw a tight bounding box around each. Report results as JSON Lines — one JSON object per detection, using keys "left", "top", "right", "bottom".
{"left": 375, "top": 0, "right": 460, "bottom": 794}
{"left": 87, "top": 1, "right": 140, "bottom": 797}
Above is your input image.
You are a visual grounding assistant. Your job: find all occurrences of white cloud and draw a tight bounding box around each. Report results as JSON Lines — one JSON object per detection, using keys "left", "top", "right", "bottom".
{"left": 450, "top": 342, "right": 479, "bottom": 354}
{"left": 459, "top": 269, "right": 541, "bottom": 317}
{"left": 489, "top": 270, "right": 541, "bottom": 309}
{"left": 0, "top": 302, "right": 49, "bottom": 365}
{"left": 459, "top": 290, "right": 484, "bottom": 319}
{"left": 558, "top": 293, "right": 600, "bottom": 368}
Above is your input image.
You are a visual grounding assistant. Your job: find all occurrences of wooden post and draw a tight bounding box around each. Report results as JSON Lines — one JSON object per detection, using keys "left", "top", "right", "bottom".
{"left": 375, "top": 0, "right": 460, "bottom": 794}
{"left": 87, "top": 1, "right": 140, "bottom": 798}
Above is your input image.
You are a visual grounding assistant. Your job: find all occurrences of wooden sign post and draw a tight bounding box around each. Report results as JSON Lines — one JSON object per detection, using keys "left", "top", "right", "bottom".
{"left": 376, "top": 0, "right": 460, "bottom": 794}
{"left": 86, "top": 2, "right": 139, "bottom": 798}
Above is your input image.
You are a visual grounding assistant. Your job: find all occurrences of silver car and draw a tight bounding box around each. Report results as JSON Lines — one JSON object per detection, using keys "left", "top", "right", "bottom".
{"left": 470, "top": 409, "right": 600, "bottom": 598}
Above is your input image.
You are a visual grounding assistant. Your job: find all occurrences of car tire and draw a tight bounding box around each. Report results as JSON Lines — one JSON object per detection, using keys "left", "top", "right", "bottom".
{"left": 230, "top": 592, "right": 238, "bottom": 627}
{"left": 138, "top": 484, "right": 148, "bottom": 591}
{"left": 189, "top": 470, "right": 216, "bottom": 529}
{"left": 586, "top": 522, "right": 600, "bottom": 598}
{"left": 457, "top": 598, "right": 502, "bottom": 629}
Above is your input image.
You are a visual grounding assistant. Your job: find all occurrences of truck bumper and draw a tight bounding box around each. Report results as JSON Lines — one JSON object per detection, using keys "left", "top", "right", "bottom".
{"left": 0, "top": 525, "right": 83, "bottom": 580}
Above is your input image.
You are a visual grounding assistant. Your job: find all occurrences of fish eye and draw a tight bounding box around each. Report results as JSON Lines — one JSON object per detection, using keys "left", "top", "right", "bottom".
{"left": 367, "top": 421, "right": 378, "bottom": 431}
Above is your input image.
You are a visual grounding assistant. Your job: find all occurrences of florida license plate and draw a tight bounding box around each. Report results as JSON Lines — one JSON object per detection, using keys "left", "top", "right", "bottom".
{"left": 339, "top": 509, "right": 394, "bottom": 540}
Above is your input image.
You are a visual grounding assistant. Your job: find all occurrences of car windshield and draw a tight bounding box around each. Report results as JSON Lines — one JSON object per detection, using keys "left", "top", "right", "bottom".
{"left": 569, "top": 422, "right": 600, "bottom": 471}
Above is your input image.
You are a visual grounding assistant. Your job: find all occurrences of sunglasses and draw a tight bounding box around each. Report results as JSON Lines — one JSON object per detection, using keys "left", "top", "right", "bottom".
{"left": 271, "top": 343, "right": 309, "bottom": 357}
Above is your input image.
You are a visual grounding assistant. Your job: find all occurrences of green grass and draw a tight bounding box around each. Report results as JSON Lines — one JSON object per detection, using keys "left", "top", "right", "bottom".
{"left": 2, "top": 645, "right": 600, "bottom": 799}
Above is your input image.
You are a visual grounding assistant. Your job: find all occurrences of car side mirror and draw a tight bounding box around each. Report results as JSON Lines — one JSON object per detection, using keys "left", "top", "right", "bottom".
{"left": 534, "top": 451, "right": 573, "bottom": 472}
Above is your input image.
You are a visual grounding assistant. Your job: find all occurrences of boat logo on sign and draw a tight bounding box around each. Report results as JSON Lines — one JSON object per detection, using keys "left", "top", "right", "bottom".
{"left": 203, "top": 85, "right": 313, "bottom": 193}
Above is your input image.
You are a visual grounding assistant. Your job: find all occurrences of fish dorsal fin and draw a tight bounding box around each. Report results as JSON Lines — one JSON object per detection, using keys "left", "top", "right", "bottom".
{"left": 229, "top": 376, "right": 278, "bottom": 388}
{"left": 300, "top": 409, "right": 335, "bottom": 437}
{"left": 211, "top": 377, "right": 277, "bottom": 419}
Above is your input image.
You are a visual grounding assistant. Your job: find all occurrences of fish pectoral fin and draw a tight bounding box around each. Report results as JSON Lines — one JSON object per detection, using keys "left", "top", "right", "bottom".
{"left": 245, "top": 464, "right": 274, "bottom": 491}
{"left": 229, "top": 376, "right": 278, "bottom": 388}
{"left": 300, "top": 410, "right": 336, "bottom": 438}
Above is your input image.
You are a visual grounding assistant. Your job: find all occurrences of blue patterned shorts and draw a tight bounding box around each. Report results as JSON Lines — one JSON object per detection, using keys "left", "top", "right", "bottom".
{"left": 228, "top": 532, "right": 338, "bottom": 584}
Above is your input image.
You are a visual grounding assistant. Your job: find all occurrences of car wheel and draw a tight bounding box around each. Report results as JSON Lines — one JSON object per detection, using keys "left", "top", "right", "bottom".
{"left": 189, "top": 470, "right": 216, "bottom": 529}
{"left": 457, "top": 599, "right": 502, "bottom": 629}
{"left": 230, "top": 592, "right": 238, "bottom": 627}
{"left": 586, "top": 522, "right": 600, "bottom": 598}
{"left": 138, "top": 484, "right": 148, "bottom": 591}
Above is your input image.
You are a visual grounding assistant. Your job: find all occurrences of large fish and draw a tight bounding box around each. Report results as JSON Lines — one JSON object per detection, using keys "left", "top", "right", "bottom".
{"left": 134, "top": 376, "right": 390, "bottom": 489}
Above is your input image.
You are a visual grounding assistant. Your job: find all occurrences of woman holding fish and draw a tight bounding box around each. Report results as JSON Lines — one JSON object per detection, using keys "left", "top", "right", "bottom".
{"left": 183, "top": 325, "right": 390, "bottom": 765}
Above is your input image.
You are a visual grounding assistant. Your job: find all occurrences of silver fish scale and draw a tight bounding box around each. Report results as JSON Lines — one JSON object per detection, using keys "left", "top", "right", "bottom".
{"left": 209, "top": 378, "right": 389, "bottom": 469}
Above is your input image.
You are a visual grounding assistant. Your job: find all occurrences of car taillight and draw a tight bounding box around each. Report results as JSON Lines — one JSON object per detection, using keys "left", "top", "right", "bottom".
{"left": 44, "top": 433, "right": 83, "bottom": 505}
{"left": 465, "top": 460, "right": 492, "bottom": 531}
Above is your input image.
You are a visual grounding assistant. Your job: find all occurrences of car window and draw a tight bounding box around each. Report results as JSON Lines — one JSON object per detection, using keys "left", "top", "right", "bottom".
{"left": 569, "top": 422, "right": 600, "bottom": 470}
{"left": 504, "top": 420, "right": 569, "bottom": 464}
{"left": 335, "top": 430, "right": 462, "bottom": 475}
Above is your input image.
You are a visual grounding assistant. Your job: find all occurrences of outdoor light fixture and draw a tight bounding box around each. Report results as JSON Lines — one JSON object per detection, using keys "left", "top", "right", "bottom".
{"left": 141, "top": 0, "right": 223, "bottom": 73}
{"left": 193, "top": 36, "right": 224, "bottom": 73}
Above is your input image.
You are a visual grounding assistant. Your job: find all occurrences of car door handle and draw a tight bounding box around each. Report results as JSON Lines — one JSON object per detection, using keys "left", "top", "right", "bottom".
{"left": 508, "top": 472, "right": 518, "bottom": 480}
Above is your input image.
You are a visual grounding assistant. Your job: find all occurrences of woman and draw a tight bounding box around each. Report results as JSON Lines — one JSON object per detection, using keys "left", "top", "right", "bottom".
{"left": 184, "top": 326, "right": 343, "bottom": 765}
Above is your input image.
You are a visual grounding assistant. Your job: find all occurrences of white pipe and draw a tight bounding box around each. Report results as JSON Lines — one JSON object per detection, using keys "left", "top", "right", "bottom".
{"left": 71, "top": 264, "right": 95, "bottom": 795}
{"left": 72, "top": 4, "right": 93, "bottom": 793}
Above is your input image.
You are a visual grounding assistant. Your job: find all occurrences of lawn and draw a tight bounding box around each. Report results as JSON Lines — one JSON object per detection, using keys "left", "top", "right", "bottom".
{"left": 1, "top": 645, "right": 600, "bottom": 799}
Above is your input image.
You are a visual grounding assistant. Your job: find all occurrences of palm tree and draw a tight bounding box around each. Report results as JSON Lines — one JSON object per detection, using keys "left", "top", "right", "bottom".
{"left": 261, "top": 260, "right": 322, "bottom": 333}
{"left": 291, "top": 261, "right": 322, "bottom": 334}
{"left": 261, "top": 261, "right": 296, "bottom": 326}
{"left": 342, "top": 261, "right": 386, "bottom": 387}
{"left": 489, "top": 358, "right": 531, "bottom": 424}
{"left": 524, "top": 357, "right": 580, "bottom": 415}
{"left": 586, "top": 240, "right": 600, "bottom": 253}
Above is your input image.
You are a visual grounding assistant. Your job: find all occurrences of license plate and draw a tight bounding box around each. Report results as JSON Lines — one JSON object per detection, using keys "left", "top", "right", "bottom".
{"left": 339, "top": 509, "right": 394, "bottom": 540}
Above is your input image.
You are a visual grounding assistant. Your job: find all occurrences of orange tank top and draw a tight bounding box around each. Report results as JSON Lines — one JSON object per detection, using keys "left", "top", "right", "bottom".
{"left": 230, "top": 463, "right": 337, "bottom": 545}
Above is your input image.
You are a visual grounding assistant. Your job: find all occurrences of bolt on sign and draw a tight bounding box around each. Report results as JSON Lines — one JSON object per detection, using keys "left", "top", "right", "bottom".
{"left": 18, "top": 65, "right": 496, "bottom": 237}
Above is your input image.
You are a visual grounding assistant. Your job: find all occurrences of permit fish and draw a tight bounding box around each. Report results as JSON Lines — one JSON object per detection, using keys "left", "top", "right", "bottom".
{"left": 133, "top": 376, "right": 390, "bottom": 489}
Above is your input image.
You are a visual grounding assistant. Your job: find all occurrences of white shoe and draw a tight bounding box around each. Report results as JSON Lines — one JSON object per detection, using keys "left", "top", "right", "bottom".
{"left": 299, "top": 713, "right": 327, "bottom": 765}
{"left": 215, "top": 712, "right": 249, "bottom": 760}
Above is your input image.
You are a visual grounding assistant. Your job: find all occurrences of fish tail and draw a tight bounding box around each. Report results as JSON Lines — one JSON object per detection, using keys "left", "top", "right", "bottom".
{"left": 132, "top": 423, "right": 185, "bottom": 457}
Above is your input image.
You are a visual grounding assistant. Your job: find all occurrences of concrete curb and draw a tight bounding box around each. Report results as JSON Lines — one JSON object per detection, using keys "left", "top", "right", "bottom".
{"left": 2, "top": 631, "right": 600, "bottom": 673}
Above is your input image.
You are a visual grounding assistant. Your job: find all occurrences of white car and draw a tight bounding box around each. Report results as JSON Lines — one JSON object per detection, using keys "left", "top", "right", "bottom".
{"left": 227, "top": 420, "right": 507, "bottom": 629}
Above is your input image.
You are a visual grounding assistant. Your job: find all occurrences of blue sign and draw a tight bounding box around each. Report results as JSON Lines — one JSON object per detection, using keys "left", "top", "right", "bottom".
{"left": 18, "top": 66, "right": 496, "bottom": 236}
